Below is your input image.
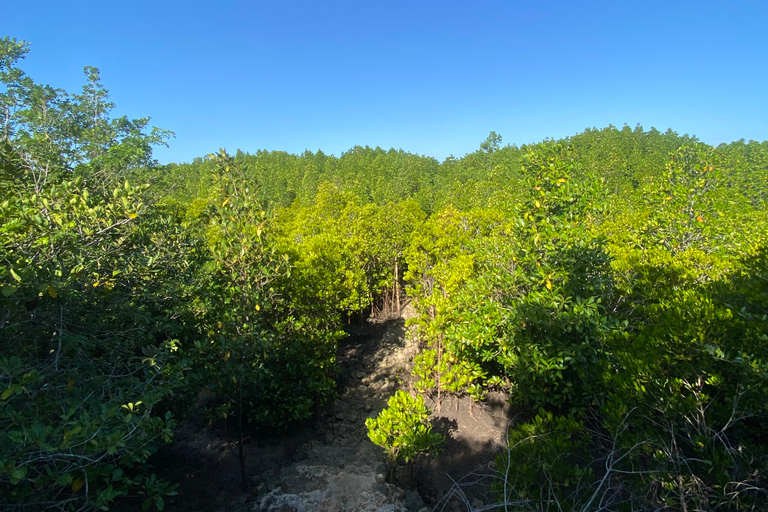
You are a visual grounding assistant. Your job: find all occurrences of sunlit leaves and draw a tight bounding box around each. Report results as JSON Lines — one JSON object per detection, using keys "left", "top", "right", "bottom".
{"left": 365, "top": 391, "right": 444, "bottom": 465}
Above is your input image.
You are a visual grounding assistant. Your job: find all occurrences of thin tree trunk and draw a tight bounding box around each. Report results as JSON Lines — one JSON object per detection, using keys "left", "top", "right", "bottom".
{"left": 238, "top": 385, "right": 249, "bottom": 492}
{"left": 391, "top": 270, "right": 396, "bottom": 318}
{"left": 436, "top": 336, "right": 442, "bottom": 414}
{"left": 437, "top": 335, "right": 443, "bottom": 414}
{"left": 54, "top": 305, "right": 63, "bottom": 372}
{"left": 395, "top": 259, "right": 400, "bottom": 317}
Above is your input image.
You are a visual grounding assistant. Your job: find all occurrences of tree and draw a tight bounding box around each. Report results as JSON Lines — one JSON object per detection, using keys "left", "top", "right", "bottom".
{"left": 480, "top": 131, "right": 502, "bottom": 154}
{"left": 0, "top": 135, "right": 179, "bottom": 512}
{"left": 0, "top": 37, "right": 173, "bottom": 193}
{"left": 184, "top": 149, "right": 290, "bottom": 490}
{"left": 0, "top": 39, "right": 178, "bottom": 511}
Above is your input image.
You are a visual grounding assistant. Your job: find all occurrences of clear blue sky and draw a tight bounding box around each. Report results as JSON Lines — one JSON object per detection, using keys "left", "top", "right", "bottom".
{"left": 3, "top": 1, "right": 767, "bottom": 163}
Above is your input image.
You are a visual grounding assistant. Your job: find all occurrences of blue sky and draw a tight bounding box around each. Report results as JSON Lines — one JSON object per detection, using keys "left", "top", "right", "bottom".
{"left": 3, "top": 1, "right": 767, "bottom": 163}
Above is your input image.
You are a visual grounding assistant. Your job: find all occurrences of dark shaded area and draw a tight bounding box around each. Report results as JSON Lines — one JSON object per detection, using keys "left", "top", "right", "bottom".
{"left": 336, "top": 317, "right": 406, "bottom": 393}
{"left": 112, "top": 422, "right": 313, "bottom": 512}
{"left": 417, "top": 392, "right": 522, "bottom": 510}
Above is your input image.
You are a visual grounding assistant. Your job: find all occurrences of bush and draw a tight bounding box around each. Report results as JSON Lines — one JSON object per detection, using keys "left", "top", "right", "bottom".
{"left": 366, "top": 391, "right": 444, "bottom": 481}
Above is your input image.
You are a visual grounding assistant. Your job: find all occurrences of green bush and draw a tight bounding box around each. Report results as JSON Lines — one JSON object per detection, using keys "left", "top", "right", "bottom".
{"left": 366, "top": 390, "right": 444, "bottom": 478}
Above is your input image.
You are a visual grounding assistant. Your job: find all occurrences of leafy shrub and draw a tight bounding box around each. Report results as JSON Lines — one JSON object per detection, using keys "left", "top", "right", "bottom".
{"left": 366, "top": 390, "right": 444, "bottom": 480}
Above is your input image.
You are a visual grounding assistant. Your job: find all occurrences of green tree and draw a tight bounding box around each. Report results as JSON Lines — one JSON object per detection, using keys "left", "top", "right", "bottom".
{"left": 479, "top": 130, "right": 502, "bottom": 154}
{"left": 1, "top": 37, "right": 172, "bottom": 193}
{"left": 0, "top": 140, "right": 178, "bottom": 511}
{"left": 184, "top": 149, "right": 291, "bottom": 489}
{"left": 0, "top": 39, "right": 178, "bottom": 511}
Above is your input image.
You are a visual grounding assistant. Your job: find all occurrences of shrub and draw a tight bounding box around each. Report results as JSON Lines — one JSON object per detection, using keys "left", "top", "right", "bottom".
{"left": 366, "top": 391, "right": 444, "bottom": 481}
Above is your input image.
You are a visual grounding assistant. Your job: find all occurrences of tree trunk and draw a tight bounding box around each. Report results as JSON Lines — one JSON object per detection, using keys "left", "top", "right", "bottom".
{"left": 391, "top": 268, "right": 396, "bottom": 318}
{"left": 386, "top": 460, "right": 396, "bottom": 484}
{"left": 436, "top": 337, "right": 442, "bottom": 414}
{"left": 238, "top": 385, "right": 249, "bottom": 492}
{"left": 394, "top": 258, "right": 400, "bottom": 317}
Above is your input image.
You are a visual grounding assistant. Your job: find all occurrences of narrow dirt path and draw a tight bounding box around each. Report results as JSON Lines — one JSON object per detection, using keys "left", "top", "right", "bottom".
{"left": 255, "top": 317, "right": 429, "bottom": 512}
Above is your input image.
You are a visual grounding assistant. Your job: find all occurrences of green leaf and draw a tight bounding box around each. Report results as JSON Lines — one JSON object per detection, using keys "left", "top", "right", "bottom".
{"left": 55, "top": 473, "right": 73, "bottom": 486}
{"left": 11, "top": 465, "right": 28, "bottom": 483}
{"left": 71, "top": 476, "right": 84, "bottom": 492}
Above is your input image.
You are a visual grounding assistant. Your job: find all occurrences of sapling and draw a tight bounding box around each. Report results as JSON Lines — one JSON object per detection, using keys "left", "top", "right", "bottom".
{"left": 365, "top": 390, "right": 444, "bottom": 484}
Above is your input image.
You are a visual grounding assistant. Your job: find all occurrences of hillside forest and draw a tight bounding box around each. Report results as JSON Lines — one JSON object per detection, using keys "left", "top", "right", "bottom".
{"left": 2, "top": 36, "right": 768, "bottom": 511}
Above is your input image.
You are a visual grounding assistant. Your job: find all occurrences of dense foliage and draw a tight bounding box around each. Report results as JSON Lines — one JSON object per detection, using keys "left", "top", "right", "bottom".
{"left": 2, "top": 36, "right": 767, "bottom": 511}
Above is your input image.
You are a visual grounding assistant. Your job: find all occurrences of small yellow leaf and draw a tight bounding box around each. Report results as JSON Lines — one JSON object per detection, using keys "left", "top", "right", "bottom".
{"left": 254, "top": 304, "right": 260, "bottom": 311}
{"left": 557, "top": 178, "right": 565, "bottom": 183}
{"left": 546, "top": 280, "right": 552, "bottom": 290}
{"left": 93, "top": 282, "right": 99, "bottom": 287}
{"left": 217, "top": 321, "right": 222, "bottom": 329}
{"left": 534, "top": 200, "right": 541, "bottom": 208}
{"left": 71, "top": 476, "right": 84, "bottom": 492}
{"left": 47, "top": 286, "right": 58, "bottom": 299}
{"left": 665, "top": 196, "right": 672, "bottom": 201}
{"left": 129, "top": 213, "right": 138, "bottom": 219}
{"left": 67, "top": 379, "right": 75, "bottom": 390}
{"left": 221, "top": 198, "right": 230, "bottom": 208}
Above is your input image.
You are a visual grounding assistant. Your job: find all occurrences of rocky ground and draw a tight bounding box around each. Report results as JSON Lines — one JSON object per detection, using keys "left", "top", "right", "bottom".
{"left": 150, "top": 308, "right": 516, "bottom": 512}
{"left": 253, "top": 317, "right": 427, "bottom": 512}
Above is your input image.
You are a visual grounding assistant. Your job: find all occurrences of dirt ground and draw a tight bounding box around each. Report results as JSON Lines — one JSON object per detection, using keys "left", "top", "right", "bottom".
{"left": 137, "top": 310, "right": 518, "bottom": 512}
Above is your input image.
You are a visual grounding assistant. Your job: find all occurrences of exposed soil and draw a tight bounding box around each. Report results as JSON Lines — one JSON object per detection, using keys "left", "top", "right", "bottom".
{"left": 144, "top": 307, "right": 517, "bottom": 512}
